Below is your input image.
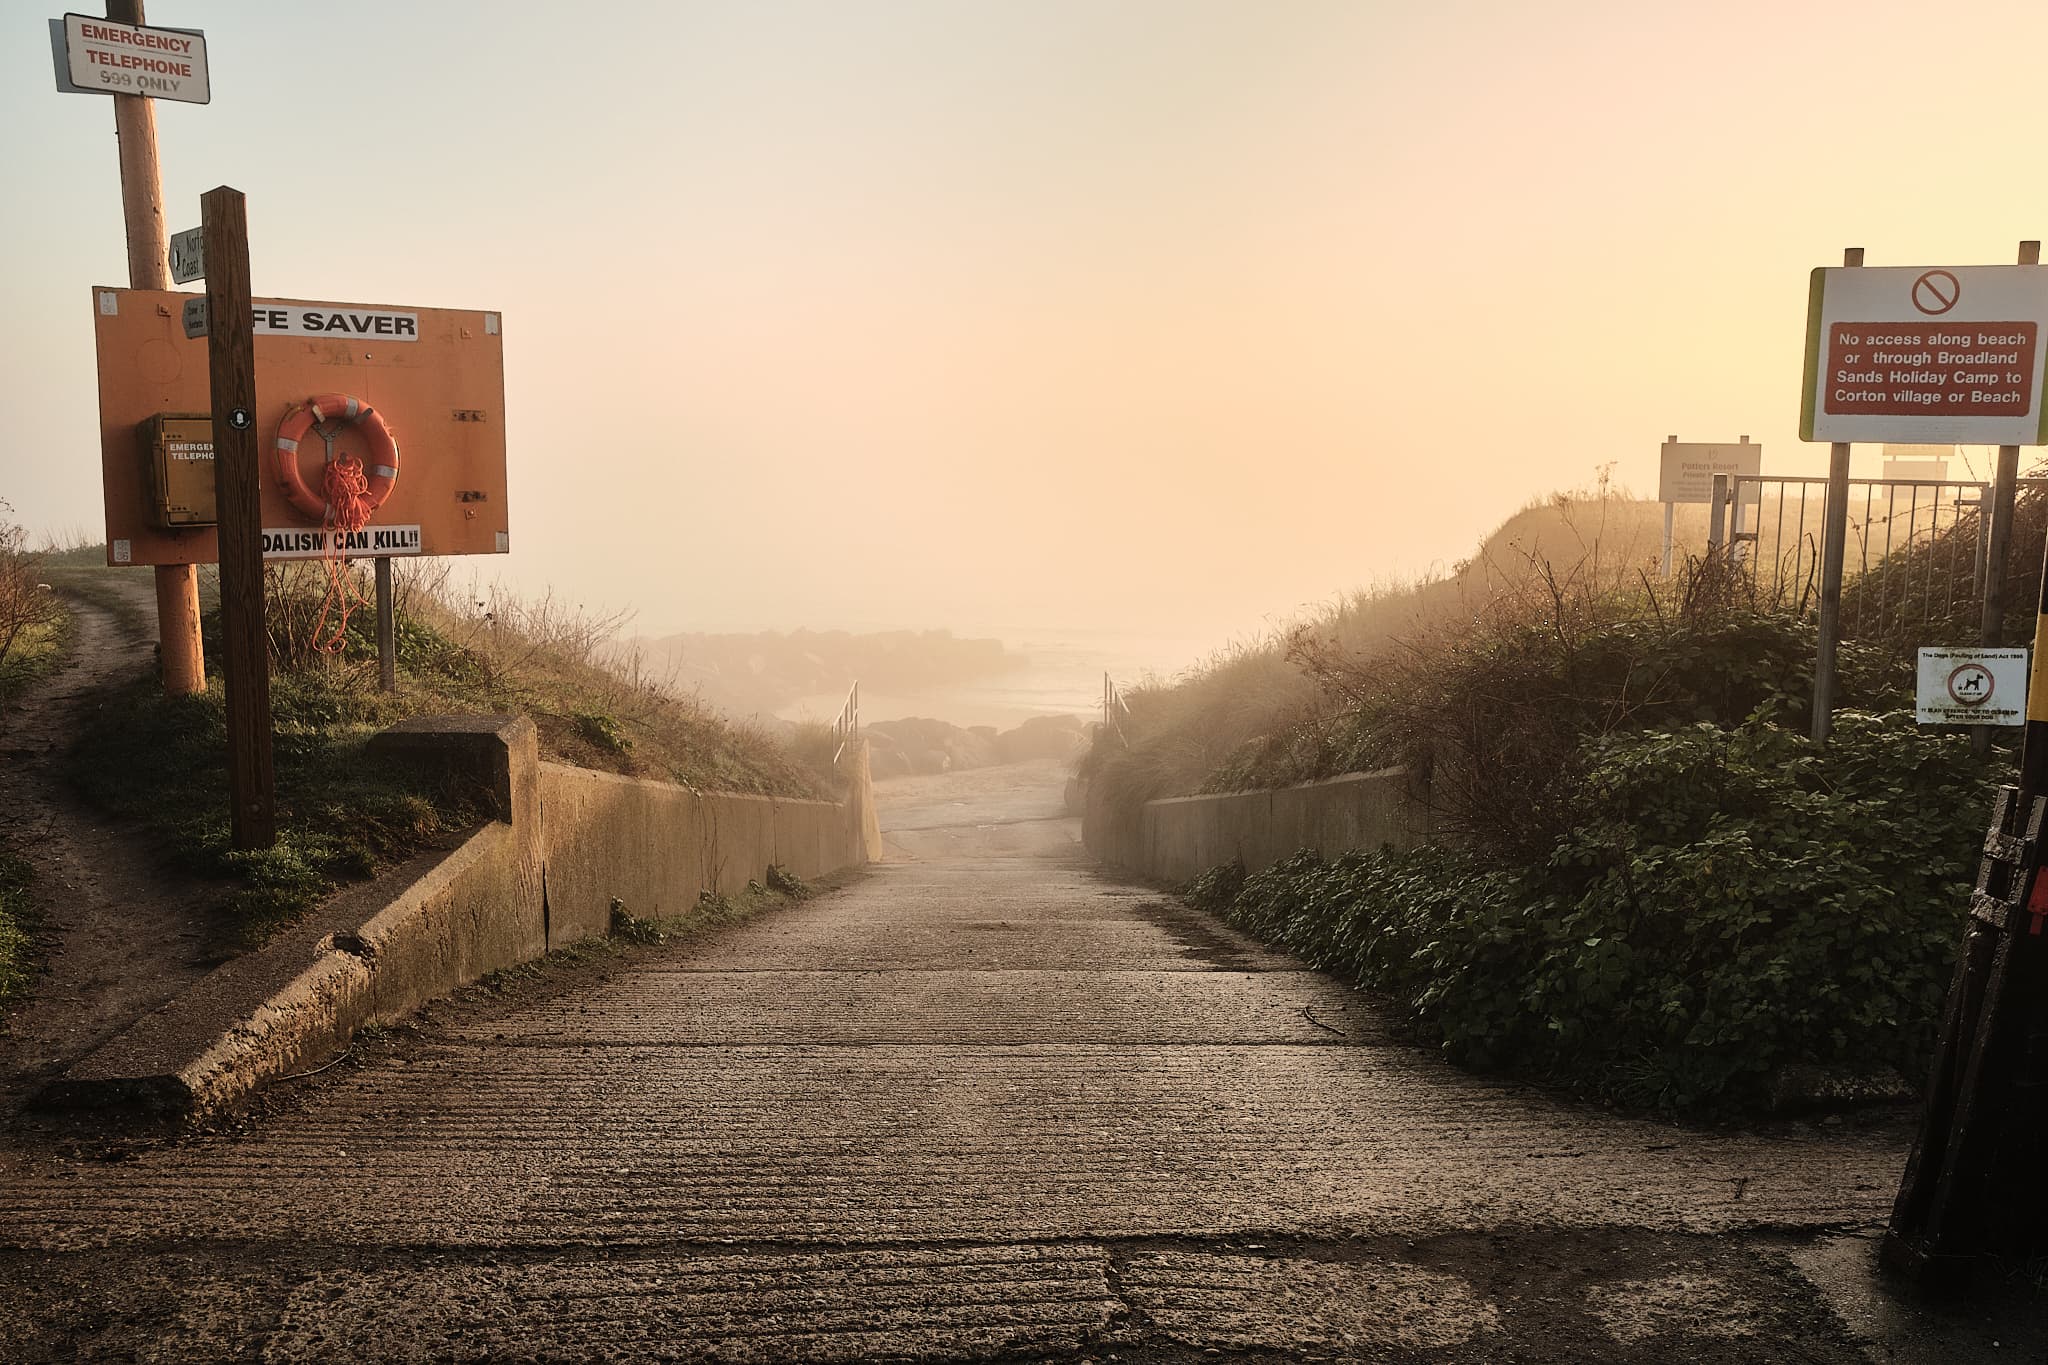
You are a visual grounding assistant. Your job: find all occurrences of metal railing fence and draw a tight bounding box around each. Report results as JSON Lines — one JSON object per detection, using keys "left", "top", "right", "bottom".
{"left": 1713, "top": 474, "right": 2048, "bottom": 643}
{"left": 829, "top": 682, "right": 860, "bottom": 765}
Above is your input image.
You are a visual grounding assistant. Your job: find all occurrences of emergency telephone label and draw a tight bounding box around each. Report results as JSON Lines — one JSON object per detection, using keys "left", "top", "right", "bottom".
{"left": 253, "top": 303, "right": 420, "bottom": 342}
{"left": 62, "top": 13, "right": 210, "bottom": 104}
{"left": 262, "top": 525, "right": 422, "bottom": 560}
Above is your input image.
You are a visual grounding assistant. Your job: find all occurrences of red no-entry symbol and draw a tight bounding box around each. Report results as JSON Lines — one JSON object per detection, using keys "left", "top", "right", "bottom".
{"left": 1913, "top": 269, "right": 1961, "bottom": 315}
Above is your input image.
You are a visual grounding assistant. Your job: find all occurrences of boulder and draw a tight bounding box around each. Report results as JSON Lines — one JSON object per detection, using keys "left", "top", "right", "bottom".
{"left": 995, "top": 714, "right": 1087, "bottom": 764}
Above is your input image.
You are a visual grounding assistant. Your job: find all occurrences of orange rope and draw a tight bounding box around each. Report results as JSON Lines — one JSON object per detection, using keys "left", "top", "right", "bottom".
{"left": 311, "top": 450, "right": 377, "bottom": 654}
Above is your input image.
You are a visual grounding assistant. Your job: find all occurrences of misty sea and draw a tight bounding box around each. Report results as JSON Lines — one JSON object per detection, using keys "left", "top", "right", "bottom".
{"left": 776, "top": 624, "right": 1235, "bottom": 730}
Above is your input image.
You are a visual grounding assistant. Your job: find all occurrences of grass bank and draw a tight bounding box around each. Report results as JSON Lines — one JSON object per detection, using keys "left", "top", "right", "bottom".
{"left": 57, "top": 557, "right": 827, "bottom": 952}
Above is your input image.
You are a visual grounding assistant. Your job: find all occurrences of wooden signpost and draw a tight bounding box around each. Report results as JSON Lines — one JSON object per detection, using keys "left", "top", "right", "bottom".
{"left": 199, "top": 187, "right": 274, "bottom": 849}
{"left": 99, "top": 0, "right": 205, "bottom": 696}
{"left": 64, "top": 8, "right": 509, "bottom": 850}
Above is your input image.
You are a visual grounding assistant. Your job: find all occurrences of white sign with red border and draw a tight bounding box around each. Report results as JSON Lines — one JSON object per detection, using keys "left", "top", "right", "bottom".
{"left": 55, "top": 13, "right": 209, "bottom": 104}
{"left": 1916, "top": 647, "right": 2028, "bottom": 726}
{"left": 1802, "top": 266, "right": 2048, "bottom": 446}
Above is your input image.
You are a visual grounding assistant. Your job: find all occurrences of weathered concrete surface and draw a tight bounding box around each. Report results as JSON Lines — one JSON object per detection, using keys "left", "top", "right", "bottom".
{"left": 539, "top": 765, "right": 711, "bottom": 943}
{"left": 540, "top": 749, "right": 878, "bottom": 945}
{"left": 878, "top": 755, "right": 1079, "bottom": 863}
{"left": 46, "top": 723, "right": 874, "bottom": 1120}
{"left": 44, "top": 836, "right": 507, "bottom": 1118}
{"left": 1085, "top": 766, "right": 1437, "bottom": 883}
{"left": 0, "top": 762, "right": 2037, "bottom": 1361}
{"left": 46, "top": 717, "right": 546, "bottom": 1118}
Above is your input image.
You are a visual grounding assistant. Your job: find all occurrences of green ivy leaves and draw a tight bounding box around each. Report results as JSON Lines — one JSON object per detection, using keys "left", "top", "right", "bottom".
{"left": 1185, "top": 712, "right": 1985, "bottom": 1113}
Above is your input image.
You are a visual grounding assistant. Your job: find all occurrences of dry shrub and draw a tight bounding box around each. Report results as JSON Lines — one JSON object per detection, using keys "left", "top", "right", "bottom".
{"left": 389, "top": 563, "right": 822, "bottom": 798}
{"left": 1082, "top": 482, "right": 1671, "bottom": 794}
{"left": 264, "top": 562, "right": 365, "bottom": 673}
{"left": 0, "top": 501, "right": 62, "bottom": 673}
{"left": 1079, "top": 479, "right": 1833, "bottom": 858}
{"left": 1289, "top": 551, "right": 1822, "bottom": 857}
{"left": 219, "top": 557, "right": 820, "bottom": 798}
{"left": 1079, "top": 640, "right": 1319, "bottom": 813}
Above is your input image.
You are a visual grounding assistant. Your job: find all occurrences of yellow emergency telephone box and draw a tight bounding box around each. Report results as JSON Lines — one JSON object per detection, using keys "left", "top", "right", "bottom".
{"left": 139, "top": 413, "right": 216, "bottom": 528}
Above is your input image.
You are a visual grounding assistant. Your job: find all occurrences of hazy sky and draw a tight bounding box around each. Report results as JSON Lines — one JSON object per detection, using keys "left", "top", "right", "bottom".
{"left": 7, "top": 0, "right": 2048, "bottom": 643}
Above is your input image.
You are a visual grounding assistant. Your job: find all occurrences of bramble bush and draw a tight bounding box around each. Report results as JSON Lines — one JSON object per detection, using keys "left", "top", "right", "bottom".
{"left": 1080, "top": 511, "right": 2010, "bottom": 1112}
{"left": 1186, "top": 711, "right": 1985, "bottom": 1111}
{"left": 1278, "top": 555, "right": 1909, "bottom": 860}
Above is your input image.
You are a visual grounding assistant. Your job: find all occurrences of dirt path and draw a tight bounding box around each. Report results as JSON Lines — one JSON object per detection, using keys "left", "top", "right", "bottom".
{"left": 0, "top": 761, "right": 2034, "bottom": 1359}
{"left": 0, "top": 580, "right": 221, "bottom": 1110}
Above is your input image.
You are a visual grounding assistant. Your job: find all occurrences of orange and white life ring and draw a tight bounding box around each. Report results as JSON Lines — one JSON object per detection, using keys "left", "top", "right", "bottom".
{"left": 272, "top": 393, "right": 400, "bottom": 523}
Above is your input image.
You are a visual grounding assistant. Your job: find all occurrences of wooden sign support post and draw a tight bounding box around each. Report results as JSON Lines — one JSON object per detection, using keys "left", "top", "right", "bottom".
{"left": 107, "top": 0, "right": 204, "bottom": 697}
{"left": 200, "top": 186, "right": 276, "bottom": 850}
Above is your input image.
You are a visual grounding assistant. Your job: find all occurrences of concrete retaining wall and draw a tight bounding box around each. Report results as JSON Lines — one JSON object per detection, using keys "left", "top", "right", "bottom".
{"left": 538, "top": 744, "right": 881, "bottom": 948}
{"left": 53, "top": 717, "right": 880, "bottom": 1119}
{"left": 1084, "top": 768, "right": 1435, "bottom": 884}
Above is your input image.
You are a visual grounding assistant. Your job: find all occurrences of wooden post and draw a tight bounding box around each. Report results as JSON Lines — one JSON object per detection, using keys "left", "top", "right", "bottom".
{"left": 1660, "top": 502, "right": 1675, "bottom": 579}
{"left": 151, "top": 566, "right": 202, "bottom": 691}
{"left": 374, "top": 556, "right": 396, "bottom": 692}
{"left": 1812, "top": 247, "right": 1863, "bottom": 744}
{"left": 108, "top": 0, "right": 204, "bottom": 696}
{"left": 1976, "top": 240, "right": 2040, "bottom": 758}
{"left": 201, "top": 187, "right": 275, "bottom": 850}
{"left": 1707, "top": 474, "right": 1728, "bottom": 552}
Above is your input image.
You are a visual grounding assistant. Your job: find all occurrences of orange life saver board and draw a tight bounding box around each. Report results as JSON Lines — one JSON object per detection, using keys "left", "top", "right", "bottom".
{"left": 272, "top": 394, "right": 400, "bottom": 523}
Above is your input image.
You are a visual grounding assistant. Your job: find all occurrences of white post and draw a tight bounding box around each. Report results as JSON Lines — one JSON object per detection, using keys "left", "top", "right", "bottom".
{"left": 1660, "top": 502, "right": 1675, "bottom": 579}
{"left": 1730, "top": 477, "right": 1748, "bottom": 563}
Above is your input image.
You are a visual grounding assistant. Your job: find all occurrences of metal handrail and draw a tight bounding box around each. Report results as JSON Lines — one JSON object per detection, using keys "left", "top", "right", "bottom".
{"left": 1735, "top": 476, "right": 1972, "bottom": 489}
{"left": 830, "top": 681, "right": 859, "bottom": 765}
{"left": 1102, "top": 672, "right": 1130, "bottom": 747}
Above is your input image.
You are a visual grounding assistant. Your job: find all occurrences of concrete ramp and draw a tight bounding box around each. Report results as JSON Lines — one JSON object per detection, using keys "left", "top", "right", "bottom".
{"left": 0, "top": 759, "right": 2024, "bottom": 1361}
